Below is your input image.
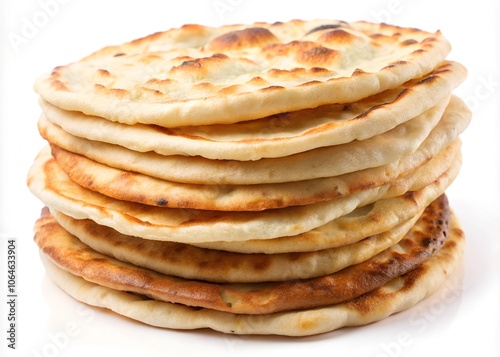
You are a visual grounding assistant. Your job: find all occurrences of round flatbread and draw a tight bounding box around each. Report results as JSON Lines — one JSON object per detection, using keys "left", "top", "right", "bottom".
{"left": 196, "top": 157, "right": 460, "bottom": 253}
{"left": 39, "top": 212, "right": 464, "bottom": 336}
{"left": 27, "top": 143, "right": 460, "bottom": 244}
{"left": 50, "top": 208, "right": 421, "bottom": 283}
{"left": 34, "top": 20, "right": 452, "bottom": 127}
{"left": 39, "top": 61, "right": 466, "bottom": 161}
{"left": 34, "top": 194, "right": 451, "bottom": 313}
{"left": 48, "top": 137, "right": 461, "bottom": 211}
{"left": 37, "top": 96, "right": 457, "bottom": 185}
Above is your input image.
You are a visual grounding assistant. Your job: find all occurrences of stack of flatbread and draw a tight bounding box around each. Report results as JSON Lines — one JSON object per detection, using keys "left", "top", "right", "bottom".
{"left": 27, "top": 19, "right": 471, "bottom": 336}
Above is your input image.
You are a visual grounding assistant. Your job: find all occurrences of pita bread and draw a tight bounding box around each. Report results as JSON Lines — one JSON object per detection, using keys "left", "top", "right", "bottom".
{"left": 39, "top": 61, "right": 466, "bottom": 161}
{"left": 48, "top": 138, "right": 461, "bottom": 211}
{"left": 34, "top": 194, "right": 451, "bottom": 313}
{"left": 27, "top": 142, "right": 460, "bottom": 244}
{"left": 50, "top": 208, "right": 421, "bottom": 283}
{"left": 196, "top": 156, "right": 460, "bottom": 253}
{"left": 39, "top": 211, "right": 464, "bottom": 336}
{"left": 34, "top": 20, "right": 451, "bottom": 127}
{"left": 37, "top": 97, "right": 452, "bottom": 185}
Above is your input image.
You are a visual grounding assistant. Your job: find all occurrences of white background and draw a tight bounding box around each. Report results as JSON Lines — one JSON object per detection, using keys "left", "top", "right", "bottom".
{"left": 1, "top": 0, "right": 499, "bottom": 356}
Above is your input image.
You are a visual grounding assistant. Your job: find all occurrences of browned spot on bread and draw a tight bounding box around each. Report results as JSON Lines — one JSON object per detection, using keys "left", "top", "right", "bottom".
{"left": 193, "top": 82, "right": 216, "bottom": 90}
{"left": 382, "top": 60, "right": 407, "bottom": 70}
{"left": 263, "top": 41, "right": 339, "bottom": 67}
{"left": 394, "top": 87, "right": 410, "bottom": 100}
{"left": 299, "top": 80, "right": 323, "bottom": 87}
{"left": 168, "top": 53, "right": 229, "bottom": 79}
{"left": 97, "top": 69, "right": 111, "bottom": 77}
{"left": 207, "top": 27, "right": 280, "bottom": 51}
{"left": 139, "top": 53, "right": 164, "bottom": 65}
{"left": 370, "top": 33, "right": 391, "bottom": 40}
{"left": 217, "top": 85, "right": 242, "bottom": 95}
{"left": 108, "top": 88, "right": 128, "bottom": 97}
{"left": 263, "top": 41, "right": 306, "bottom": 56}
{"left": 416, "top": 75, "right": 437, "bottom": 86}
{"left": 352, "top": 68, "right": 367, "bottom": 76}
{"left": 259, "top": 85, "right": 285, "bottom": 92}
{"left": 317, "top": 29, "right": 359, "bottom": 45}
{"left": 400, "top": 39, "right": 418, "bottom": 46}
{"left": 34, "top": 194, "right": 453, "bottom": 314}
{"left": 51, "top": 79, "right": 69, "bottom": 91}
{"left": 173, "top": 55, "right": 194, "bottom": 62}
{"left": 246, "top": 76, "right": 268, "bottom": 86}
{"left": 297, "top": 46, "right": 339, "bottom": 67}
{"left": 353, "top": 103, "right": 387, "bottom": 120}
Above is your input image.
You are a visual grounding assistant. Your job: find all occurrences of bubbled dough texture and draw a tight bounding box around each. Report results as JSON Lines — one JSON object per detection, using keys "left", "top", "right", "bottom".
{"left": 34, "top": 20, "right": 452, "bottom": 127}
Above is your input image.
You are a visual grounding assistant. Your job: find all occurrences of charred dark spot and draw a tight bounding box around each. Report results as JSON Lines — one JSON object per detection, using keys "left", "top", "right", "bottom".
{"left": 157, "top": 198, "right": 168, "bottom": 206}
{"left": 422, "top": 237, "right": 432, "bottom": 246}
{"left": 306, "top": 23, "right": 347, "bottom": 35}
{"left": 172, "top": 244, "right": 188, "bottom": 255}
{"left": 416, "top": 75, "right": 437, "bottom": 85}
{"left": 395, "top": 88, "right": 410, "bottom": 101}
{"left": 383, "top": 60, "right": 407, "bottom": 70}
{"left": 208, "top": 27, "right": 278, "bottom": 51}
{"left": 113, "top": 53, "right": 126, "bottom": 57}
{"left": 179, "top": 59, "right": 203, "bottom": 69}
{"left": 309, "top": 66, "right": 330, "bottom": 73}
{"left": 252, "top": 258, "right": 271, "bottom": 271}
{"left": 433, "top": 68, "right": 451, "bottom": 75}
{"left": 403, "top": 190, "right": 418, "bottom": 201}
{"left": 188, "top": 306, "right": 203, "bottom": 311}
{"left": 353, "top": 103, "right": 386, "bottom": 120}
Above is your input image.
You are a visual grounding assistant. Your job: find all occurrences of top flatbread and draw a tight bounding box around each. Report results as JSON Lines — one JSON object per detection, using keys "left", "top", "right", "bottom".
{"left": 34, "top": 19, "right": 451, "bottom": 127}
{"left": 39, "top": 61, "right": 466, "bottom": 160}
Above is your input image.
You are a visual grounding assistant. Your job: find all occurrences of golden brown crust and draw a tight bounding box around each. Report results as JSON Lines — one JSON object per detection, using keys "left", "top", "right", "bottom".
{"left": 38, "top": 215, "right": 464, "bottom": 336}
{"left": 47, "top": 137, "right": 460, "bottom": 211}
{"left": 50, "top": 207, "right": 420, "bottom": 283}
{"left": 38, "top": 61, "right": 466, "bottom": 161}
{"left": 34, "top": 19, "right": 452, "bottom": 127}
{"left": 34, "top": 195, "right": 450, "bottom": 314}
